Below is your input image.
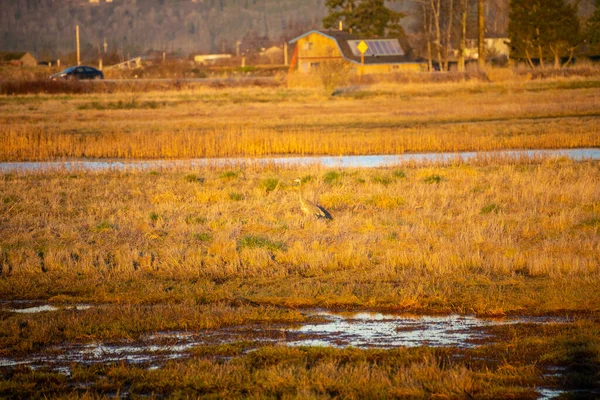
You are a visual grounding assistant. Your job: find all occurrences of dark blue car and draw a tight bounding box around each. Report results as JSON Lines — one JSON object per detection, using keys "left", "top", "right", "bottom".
{"left": 50, "top": 66, "right": 104, "bottom": 80}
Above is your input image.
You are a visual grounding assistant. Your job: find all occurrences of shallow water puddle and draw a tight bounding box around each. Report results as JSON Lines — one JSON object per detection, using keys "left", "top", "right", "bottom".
{"left": 6, "top": 304, "right": 93, "bottom": 313}
{"left": 0, "top": 309, "right": 585, "bottom": 399}
{"left": 0, "top": 308, "right": 569, "bottom": 374}
{"left": 0, "top": 326, "right": 282, "bottom": 372}
{"left": 286, "top": 311, "right": 566, "bottom": 349}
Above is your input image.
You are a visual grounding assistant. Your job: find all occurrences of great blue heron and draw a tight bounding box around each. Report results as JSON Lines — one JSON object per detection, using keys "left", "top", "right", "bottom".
{"left": 293, "top": 178, "right": 333, "bottom": 220}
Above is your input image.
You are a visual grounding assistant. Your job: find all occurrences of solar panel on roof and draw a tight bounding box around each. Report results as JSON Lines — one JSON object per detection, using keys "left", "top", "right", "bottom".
{"left": 347, "top": 39, "right": 404, "bottom": 57}
{"left": 380, "top": 41, "right": 391, "bottom": 53}
{"left": 372, "top": 41, "right": 382, "bottom": 53}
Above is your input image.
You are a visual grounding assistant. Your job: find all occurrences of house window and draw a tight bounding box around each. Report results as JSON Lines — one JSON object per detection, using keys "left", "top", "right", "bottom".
{"left": 310, "top": 62, "right": 320, "bottom": 69}
{"left": 304, "top": 42, "right": 313, "bottom": 51}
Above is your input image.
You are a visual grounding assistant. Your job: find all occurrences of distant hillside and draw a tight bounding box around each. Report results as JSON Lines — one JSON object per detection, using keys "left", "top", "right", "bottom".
{"left": 0, "top": 0, "right": 326, "bottom": 60}
{"left": 0, "top": 0, "right": 595, "bottom": 61}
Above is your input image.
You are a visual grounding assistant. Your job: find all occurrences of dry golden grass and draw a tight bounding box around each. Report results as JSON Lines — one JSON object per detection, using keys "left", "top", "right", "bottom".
{"left": 0, "top": 76, "right": 599, "bottom": 161}
{"left": 1, "top": 161, "right": 598, "bottom": 315}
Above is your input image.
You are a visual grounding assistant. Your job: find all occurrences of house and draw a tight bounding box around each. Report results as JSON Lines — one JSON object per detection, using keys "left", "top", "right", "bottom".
{"left": 289, "top": 30, "right": 427, "bottom": 75}
{"left": 0, "top": 52, "right": 38, "bottom": 67}
{"left": 464, "top": 34, "right": 510, "bottom": 61}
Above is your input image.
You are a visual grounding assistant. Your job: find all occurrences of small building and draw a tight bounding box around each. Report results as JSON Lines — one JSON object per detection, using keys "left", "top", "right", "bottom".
{"left": 0, "top": 51, "right": 38, "bottom": 67}
{"left": 289, "top": 30, "right": 426, "bottom": 75}
{"left": 464, "top": 35, "right": 510, "bottom": 61}
{"left": 194, "top": 54, "right": 232, "bottom": 66}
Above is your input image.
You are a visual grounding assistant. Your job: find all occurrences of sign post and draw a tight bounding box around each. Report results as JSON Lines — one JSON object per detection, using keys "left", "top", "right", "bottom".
{"left": 76, "top": 25, "right": 81, "bottom": 66}
{"left": 356, "top": 40, "right": 369, "bottom": 75}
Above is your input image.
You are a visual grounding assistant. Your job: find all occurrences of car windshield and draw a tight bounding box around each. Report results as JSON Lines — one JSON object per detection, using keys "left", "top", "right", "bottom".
{"left": 58, "top": 67, "right": 77, "bottom": 74}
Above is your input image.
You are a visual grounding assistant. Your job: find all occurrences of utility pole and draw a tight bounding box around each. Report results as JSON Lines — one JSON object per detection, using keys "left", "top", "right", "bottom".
{"left": 477, "top": 0, "right": 485, "bottom": 69}
{"left": 76, "top": 25, "right": 81, "bottom": 66}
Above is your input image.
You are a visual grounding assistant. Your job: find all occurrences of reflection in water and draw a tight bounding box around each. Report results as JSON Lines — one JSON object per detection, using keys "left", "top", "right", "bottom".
{"left": 0, "top": 148, "right": 598, "bottom": 173}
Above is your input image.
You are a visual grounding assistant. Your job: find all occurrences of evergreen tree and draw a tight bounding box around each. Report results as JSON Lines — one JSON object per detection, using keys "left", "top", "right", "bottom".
{"left": 509, "top": 0, "right": 580, "bottom": 68}
{"left": 586, "top": 0, "right": 600, "bottom": 52}
{"left": 323, "top": 0, "right": 407, "bottom": 40}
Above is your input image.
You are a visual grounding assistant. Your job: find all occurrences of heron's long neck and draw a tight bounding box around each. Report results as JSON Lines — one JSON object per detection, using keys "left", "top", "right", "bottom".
{"left": 298, "top": 185, "right": 306, "bottom": 206}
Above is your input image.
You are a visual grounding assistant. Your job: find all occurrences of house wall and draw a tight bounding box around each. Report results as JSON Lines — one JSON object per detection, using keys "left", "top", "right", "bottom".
{"left": 360, "top": 63, "right": 426, "bottom": 74}
{"left": 297, "top": 32, "right": 343, "bottom": 73}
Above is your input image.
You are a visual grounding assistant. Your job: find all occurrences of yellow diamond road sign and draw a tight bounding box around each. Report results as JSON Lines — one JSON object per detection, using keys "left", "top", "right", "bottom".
{"left": 357, "top": 40, "right": 369, "bottom": 54}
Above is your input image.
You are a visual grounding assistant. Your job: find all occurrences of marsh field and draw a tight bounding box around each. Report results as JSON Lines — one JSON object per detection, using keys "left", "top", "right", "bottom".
{"left": 0, "top": 73, "right": 599, "bottom": 398}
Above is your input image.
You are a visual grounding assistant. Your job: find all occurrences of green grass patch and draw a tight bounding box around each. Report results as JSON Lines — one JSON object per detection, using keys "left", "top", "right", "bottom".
{"left": 184, "top": 174, "right": 204, "bottom": 183}
{"left": 423, "top": 175, "right": 443, "bottom": 184}
{"left": 193, "top": 232, "right": 213, "bottom": 242}
{"left": 323, "top": 171, "right": 342, "bottom": 185}
{"left": 371, "top": 175, "right": 394, "bottom": 186}
{"left": 185, "top": 215, "right": 207, "bottom": 225}
{"left": 229, "top": 192, "right": 245, "bottom": 201}
{"left": 237, "top": 235, "right": 287, "bottom": 252}
{"left": 93, "top": 220, "right": 115, "bottom": 232}
{"left": 219, "top": 171, "right": 240, "bottom": 180}
{"left": 480, "top": 203, "right": 500, "bottom": 215}
{"left": 260, "top": 178, "right": 280, "bottom": 193}
{"left": 392, "top": 170, "right": 406, "bottom": 179}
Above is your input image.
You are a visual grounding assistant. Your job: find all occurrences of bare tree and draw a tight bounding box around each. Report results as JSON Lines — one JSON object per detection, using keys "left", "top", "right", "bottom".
{"left": 457, "top": 0, "right": 468, "bottom": 72}
{"left": 443, "top": 0, "right": 454, "bottom": 71}
{"left": 414, "top": 0, "right": 459, "bottom": 72}
{"left": 430, "top": 0, "right": 443, "bottom": 70}
{"left": 478, "top": 0, "right": 485, "bottom": 69}
{"left": 422, "top": 2, "right": 434, "bottom": 71}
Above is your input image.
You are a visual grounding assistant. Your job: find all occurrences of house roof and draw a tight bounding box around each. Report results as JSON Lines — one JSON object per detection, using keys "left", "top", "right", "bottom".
{"left": 289, "top": 30, "right": 422, "bottom": 65}
{"left": 0, "top": 52, "right": 32, "bottom": 62}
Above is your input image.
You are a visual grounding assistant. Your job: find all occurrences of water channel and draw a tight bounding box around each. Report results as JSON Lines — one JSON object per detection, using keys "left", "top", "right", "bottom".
{"left": 0, "top": 148, "right": 598, "bottom": 173}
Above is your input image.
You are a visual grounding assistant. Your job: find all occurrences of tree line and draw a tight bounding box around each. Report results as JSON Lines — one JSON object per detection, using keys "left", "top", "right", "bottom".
{"left": 323, "top": 0, "right": 600, "bottom": 70}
